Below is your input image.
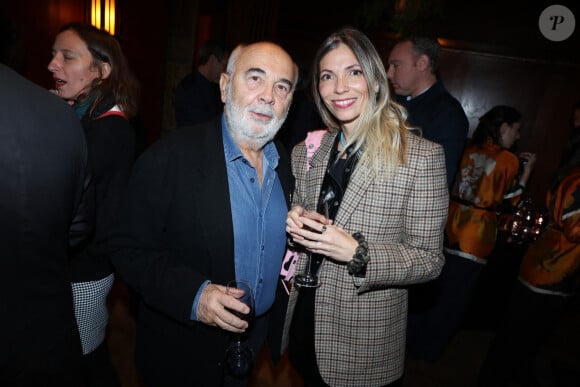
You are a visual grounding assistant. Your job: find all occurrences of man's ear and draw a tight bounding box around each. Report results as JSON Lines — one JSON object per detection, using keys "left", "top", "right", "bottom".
{"left": 219, "top": 72, "right": 229, "bottom": 103}
{"left": 207, "top": 54, "right": 217, "bottom": 67}
{"left": 416, "top": 54, "right": 430, "bottom": 72}
{"left": 100, "top": 62, "right": 111, "bottom": 79}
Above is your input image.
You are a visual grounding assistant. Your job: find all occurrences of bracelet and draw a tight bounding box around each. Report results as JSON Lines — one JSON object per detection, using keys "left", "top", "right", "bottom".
{"left": 347, "top": 232, "right": 369, "bottom": 275}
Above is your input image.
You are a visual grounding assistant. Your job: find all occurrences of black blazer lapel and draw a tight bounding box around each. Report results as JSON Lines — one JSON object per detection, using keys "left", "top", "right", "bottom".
{"left": 192, "top": 120, "right": 236, "bottom": 284}
{"left": 275, "top": 140, "right": 295, "bottom": 208}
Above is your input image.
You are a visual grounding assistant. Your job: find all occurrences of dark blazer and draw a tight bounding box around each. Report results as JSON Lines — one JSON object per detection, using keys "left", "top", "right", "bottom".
{"left": 112, "top": 119, "right": 293, "bottom": 386}
{"left": 71, "top": 108, "right": 136, "bottom": 282}
{"left": 0, "top": 64, "right": 91, "bottom": 385}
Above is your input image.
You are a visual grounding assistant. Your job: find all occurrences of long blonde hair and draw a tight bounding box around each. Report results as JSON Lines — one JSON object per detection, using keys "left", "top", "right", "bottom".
{"left": 311, "top": 27, "right": 413, "bottom": 176}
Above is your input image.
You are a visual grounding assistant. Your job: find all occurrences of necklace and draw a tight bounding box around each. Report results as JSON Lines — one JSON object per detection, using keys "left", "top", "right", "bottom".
{"left": 340, "top": 131, "right": 347, "bottom": 148}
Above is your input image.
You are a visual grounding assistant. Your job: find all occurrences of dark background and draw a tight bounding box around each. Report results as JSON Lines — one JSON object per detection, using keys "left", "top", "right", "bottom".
{"left": 1, "top": 0, "right": 579, "bottom": 204}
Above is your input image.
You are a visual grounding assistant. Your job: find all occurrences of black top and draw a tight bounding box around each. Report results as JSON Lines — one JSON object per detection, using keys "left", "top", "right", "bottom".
{"left": 289, "top": 136, "right": 358, "bottom": 382}
{"left": 396, "top": 80, "right": 469, "bottom": 188}
{"left": 174, "top": 69, "right": 222, "bottom": 127}
{"left": 71, "top": 99, "right": 136, "bottom": 281}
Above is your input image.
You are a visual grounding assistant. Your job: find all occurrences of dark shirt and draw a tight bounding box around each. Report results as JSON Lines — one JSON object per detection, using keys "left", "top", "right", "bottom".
{"left": 174, "top": 69, "right": 222, "bottom": 127}
{"left": 396, "top": 80, "right": 469, "bottom": 188}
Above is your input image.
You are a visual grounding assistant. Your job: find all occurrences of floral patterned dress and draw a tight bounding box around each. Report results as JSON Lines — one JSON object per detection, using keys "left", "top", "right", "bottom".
{"left": 519, "top": 167, "right": 580, "bottom": 295}
{"left": 445, "top": 142, "right": 522, "bottom": 263}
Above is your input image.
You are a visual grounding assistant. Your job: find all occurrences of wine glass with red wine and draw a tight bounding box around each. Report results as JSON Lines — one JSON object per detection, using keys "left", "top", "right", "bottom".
{"left": 224, "top": 280, "right": 255, "bottom": 378}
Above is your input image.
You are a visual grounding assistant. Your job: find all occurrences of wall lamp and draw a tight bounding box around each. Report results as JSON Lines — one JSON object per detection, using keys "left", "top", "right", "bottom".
{"left": 90, "top": 0, "right": 116, "bottom": 35}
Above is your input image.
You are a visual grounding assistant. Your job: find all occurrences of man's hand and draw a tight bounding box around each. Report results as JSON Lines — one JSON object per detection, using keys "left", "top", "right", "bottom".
{"left": 197, "top": 284, "right": 250, "bottom": 333}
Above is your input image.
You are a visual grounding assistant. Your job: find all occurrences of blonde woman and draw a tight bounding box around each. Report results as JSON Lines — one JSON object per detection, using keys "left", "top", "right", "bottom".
{"left": 283, "top": 27, "right": 448, "bottom": 387}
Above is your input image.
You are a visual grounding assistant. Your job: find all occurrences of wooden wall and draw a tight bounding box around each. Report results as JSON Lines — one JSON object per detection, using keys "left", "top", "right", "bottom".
{"left": 1, "top": 0, "right": 169, "bottom": 145}
{"left": 280, "top": 29, "right": 580, "bottom": 205}
{"left": 439, "top": 49, "right": 580, "bottom": 204}
{"left": 3, "top": 0, "right": 579, "bottom": 205}
{"left": 1, "top": 0, "right": 85, "bottom": 85}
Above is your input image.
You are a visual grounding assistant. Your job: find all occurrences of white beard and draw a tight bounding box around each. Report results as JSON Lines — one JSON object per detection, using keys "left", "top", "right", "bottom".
{"left": 224, "top": 85, "right": 288, "bottom": 150}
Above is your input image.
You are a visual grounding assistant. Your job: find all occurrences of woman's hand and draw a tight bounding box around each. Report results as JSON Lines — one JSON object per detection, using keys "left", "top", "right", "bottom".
{"left": 519, "top": 152, "right": 537, "bottom": 184}
{"left": 286, "top": 205, "right": 357, "bottom": 263}
{"left": 286, "top": 205, "right": 329, "bottom": 234}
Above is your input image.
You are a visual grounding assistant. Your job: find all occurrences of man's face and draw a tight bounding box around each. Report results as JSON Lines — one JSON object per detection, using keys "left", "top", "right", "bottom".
{"left": 386, "top": 41, "right": 422, "bottom": 97}
{"left": 220, "top": 43, "right": 296, "bottom": 150}
{"left": 208, "top": 54, "right": 228, "bottom": 83}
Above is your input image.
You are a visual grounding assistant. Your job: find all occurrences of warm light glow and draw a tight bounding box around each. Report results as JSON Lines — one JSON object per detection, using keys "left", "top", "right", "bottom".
{"left": 91, "top": 0, "right": 116, "bottom": 35}
{"left": 395, "top": 0, "right": 406, "bottom": 12}
{"left": 91, "top": 0, "right": 95, "bottom": 26}
{"left": 109, "top": 0, "right": 116, "bottom": 36}
{"left": 104, "top": 0, "right": 109, "bottom": 32}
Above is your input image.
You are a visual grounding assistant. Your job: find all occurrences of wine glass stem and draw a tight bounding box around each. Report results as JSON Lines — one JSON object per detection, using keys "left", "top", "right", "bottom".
{"left": 304, "top": 252, "right": 313, "bottom": 275}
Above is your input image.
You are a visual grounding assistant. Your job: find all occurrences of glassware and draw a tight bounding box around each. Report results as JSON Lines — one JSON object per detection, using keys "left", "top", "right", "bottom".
{"left": 293, "top": 200, "right": 331, "bottom": 289}
{"left": 293, "top": 247, "right": 321, "bottom": 288}
{"left": 224, "top": 280, "right": 255, "bottom": 378}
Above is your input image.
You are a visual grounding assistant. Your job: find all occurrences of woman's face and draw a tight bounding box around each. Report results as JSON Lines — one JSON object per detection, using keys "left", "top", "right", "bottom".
{"left": 47, "top": 30, "right": 102, "bottom": 101}
{"left": 500, "top": 121, "right": 521, "bottom": 149}
{"left": 318, "top": 43, "right": 369, "bottom": 133}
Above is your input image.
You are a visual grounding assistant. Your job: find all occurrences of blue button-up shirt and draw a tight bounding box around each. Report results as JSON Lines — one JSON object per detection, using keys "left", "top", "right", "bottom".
{"left": 191, "top": 116, "right": 287, "bottom": 319}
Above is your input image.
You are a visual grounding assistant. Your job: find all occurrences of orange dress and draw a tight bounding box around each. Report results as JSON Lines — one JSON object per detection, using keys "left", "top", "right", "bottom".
{"left": 445, "top": 142, "right": 522, "bottom": 263}
{"left": 519, "top": 167, "right": 580, "bottom": 295}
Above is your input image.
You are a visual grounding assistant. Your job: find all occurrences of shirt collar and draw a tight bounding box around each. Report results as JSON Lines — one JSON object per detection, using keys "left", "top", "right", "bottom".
{"left": 221, "top": 114, "right": 279, "bottom": 169}
{"left": 406, "top": 84, "right": 432, "bottom": 101}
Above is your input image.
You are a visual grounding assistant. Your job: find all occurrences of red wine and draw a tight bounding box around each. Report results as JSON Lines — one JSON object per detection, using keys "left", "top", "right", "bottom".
{"left": 226, "top": 306, "right": 254, "bottom": 323}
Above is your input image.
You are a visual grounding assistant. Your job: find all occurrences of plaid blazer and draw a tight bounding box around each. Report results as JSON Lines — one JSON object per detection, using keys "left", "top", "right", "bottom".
{"left": 282, "top": 130, "right": 449, "bottom": 386}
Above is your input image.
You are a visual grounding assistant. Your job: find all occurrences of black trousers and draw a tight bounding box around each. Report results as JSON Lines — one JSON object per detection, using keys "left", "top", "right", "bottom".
{"left": 81, "top": 342, "right": 121, "bottom": 387}
{"left": 478, "top": 281, "right": 568, "bottom": 387}
{"left": 406, "top": 254, "right": 484, "bottom": 361}
{"left": 288, "top": 289, "right": 402, "bottom": 387}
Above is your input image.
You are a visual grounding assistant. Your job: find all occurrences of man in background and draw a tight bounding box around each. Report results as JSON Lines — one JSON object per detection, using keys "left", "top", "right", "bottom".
{"left": 0, "top": 63, "right": 92, "bottom": 386}
{"left": 387, "top": 35, "right": 468, "bottom": 188}
{"left": 174, "top": 39, "right": 229, "bottom": 127}
{"left": 388, "top": 36, "right": 469, "bottom": 363}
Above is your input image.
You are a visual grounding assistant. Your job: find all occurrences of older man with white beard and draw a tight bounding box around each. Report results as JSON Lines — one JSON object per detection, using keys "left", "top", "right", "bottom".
{"left": 112, "top": 42, "right": 298, "bottom": 387}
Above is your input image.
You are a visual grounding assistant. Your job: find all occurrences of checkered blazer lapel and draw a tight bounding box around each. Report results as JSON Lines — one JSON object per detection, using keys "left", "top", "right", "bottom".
{"left": 306, "top": 132, "right": 376, "bottom": 231}
{"left": 334, "top": 155, "right": 374, "bottom": 229}
{"left": 299, "top": 131, "right": 335, "bottom": 209}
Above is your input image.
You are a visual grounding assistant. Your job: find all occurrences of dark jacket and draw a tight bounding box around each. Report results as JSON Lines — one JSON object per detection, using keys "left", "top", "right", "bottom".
{"left": 71, "top": 99, "right": 136, "bottom": 282}
{"left": 396, "top": 80, "right": 469, "bottom": 188}
{"left": 112, "top": 118, "right": 293, "bottom": 386}
{"left": 0, "top": 64, "right": 92, "bottom": 385}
